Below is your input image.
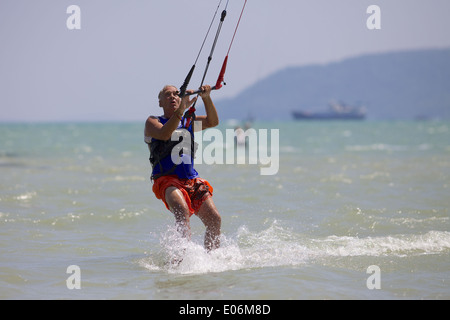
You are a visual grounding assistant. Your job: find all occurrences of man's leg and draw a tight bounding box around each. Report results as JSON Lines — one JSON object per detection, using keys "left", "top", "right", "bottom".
{"left": 197, "top": 198, "right": 221, "bottom": 251}
{"left": 164, "top": 186, "right": 191, "bottom": 239}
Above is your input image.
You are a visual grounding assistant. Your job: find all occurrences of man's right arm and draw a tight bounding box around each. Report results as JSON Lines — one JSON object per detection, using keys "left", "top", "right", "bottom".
{"left": 145, "top": 115, "right": 182, "bottom": 141}
{"left": 145, "top": 90, "right": 196, "bottom": 140}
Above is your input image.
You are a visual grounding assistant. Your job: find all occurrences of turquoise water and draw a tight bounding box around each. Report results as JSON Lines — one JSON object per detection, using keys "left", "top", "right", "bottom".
{"left": 1, "top": 120, "right": 449, "bottom": 299}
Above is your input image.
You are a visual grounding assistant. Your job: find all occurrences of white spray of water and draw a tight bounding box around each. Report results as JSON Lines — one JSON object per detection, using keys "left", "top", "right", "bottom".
{"left": 139, "top": 221, "right": 450, "bottom": 275}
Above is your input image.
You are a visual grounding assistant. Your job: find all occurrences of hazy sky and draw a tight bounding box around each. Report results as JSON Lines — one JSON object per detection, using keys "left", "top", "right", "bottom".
{"left": 1, "top": 0, "right": 450, "bottom": 122}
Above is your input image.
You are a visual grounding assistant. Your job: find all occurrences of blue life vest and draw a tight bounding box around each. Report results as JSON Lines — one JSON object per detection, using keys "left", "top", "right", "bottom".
{"left": 147, "top": 117, "right": 199, "bottom": 180}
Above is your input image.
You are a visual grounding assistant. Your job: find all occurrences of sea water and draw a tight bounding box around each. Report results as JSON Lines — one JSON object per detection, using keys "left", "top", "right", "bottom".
{"left": 0, "top": 120, "right": 449, "bottom": 299}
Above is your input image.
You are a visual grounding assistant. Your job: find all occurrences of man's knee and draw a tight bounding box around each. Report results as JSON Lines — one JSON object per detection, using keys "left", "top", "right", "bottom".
{"left": 165, "top": 187, "right": 185, "bottom": 207}
{"left": 206, "top": 208, "right": 221, "bottom": 230}
{"left": 208, "top": 210, "right": 222, "bottom": 230}
{"left": 198, "top": 200, "right": 221, "bottom": 229}
{"left": 212, "top": 211, "right": 221, "bottom": 228}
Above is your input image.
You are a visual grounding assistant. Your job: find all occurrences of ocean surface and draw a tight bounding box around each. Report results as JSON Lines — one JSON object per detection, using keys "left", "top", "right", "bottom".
{"left": 1, "top": 120, "right": 449, "bottom": 300}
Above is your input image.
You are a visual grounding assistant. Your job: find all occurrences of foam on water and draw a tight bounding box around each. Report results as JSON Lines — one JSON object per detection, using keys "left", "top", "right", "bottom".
{"left": 139, "top": 221, "right": 450, "bottom": 275}
{"left": 2, "top": 122, "right": 449, "bottom": 298}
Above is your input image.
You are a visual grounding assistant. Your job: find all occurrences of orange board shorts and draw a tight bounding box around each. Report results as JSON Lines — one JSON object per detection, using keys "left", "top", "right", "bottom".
{"left": 152, "top": 175, "right": 213, "bottom": 216}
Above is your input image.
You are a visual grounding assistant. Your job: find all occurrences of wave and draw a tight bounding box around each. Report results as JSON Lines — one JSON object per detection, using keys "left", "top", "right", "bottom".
{"left": 139, "top": 221, "right": 450, "bottom": 275}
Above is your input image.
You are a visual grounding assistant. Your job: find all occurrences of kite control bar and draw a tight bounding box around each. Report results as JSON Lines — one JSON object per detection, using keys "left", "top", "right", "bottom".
{"left": 182, "top": 86, "right": 218, "bottom": 97}
{"left": 181, "top": 55, "right": 228, "bottom": 97}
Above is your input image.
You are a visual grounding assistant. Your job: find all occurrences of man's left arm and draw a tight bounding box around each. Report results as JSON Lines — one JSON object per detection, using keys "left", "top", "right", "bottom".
{"left": 194, "top": 85, "right": 219, "bottom": 131}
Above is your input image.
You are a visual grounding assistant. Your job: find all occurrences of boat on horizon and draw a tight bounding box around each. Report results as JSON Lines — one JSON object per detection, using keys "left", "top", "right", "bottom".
{"left": 292, "top": 101, "right": 367, "bottom": 120}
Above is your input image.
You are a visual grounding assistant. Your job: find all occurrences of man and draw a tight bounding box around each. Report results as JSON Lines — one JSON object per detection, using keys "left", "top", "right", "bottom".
{"left": 145, "top": 84, "right": 221, "bottom": 251}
